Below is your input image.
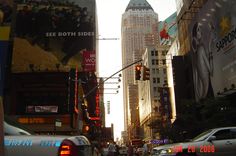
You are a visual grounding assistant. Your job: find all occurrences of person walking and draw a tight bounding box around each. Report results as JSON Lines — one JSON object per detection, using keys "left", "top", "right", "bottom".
{"left": 128, "top": 143, "right": 133, "bottom": 156}
{"left": 108, "top": 141, "right": 116, "bottom": 156}
{"left": 142, "top": 142, "right": 149, "bottom": 156}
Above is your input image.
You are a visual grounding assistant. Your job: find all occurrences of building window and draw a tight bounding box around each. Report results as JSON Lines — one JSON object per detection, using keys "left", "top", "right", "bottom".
{"left": 153, "top": 87, "right": 157, "bottom": 95}
{"left": 152, "top": 68, "right": 155, "bottom": 74}
{"left": 153, "top": 78, "right": 156, "bottom": 83}
{"left": 163, "top": 69, "right": 166, "bottom": 74}
{"left": 155, "top": 59, "right": 159, "bottom": 65}
{"left": 162, "top": 50, "right": 167, "bottom": 56}
{"left": 164, "top": 80, "right": 167, "bottom": 86}
{"left": 155, "top": 50, "right": 158, "bottom": 56}
{"left": 152, "top": 59, "right": 155, "bottom": 65}
{"left": 154, "top": 87, "right": 157, "bottom": 92}
{"left": 164, "top": 97, "right": 168, "bottom": 102}
{"left": 156, "top": 69, "right": 159, "bottom": 74}
{"left": 151, "top": 50, "right": 154, "bottom": 56}
{"left": 157, "top": 77, "right": 160, "bottom": 83}
{"left": 162, "top": 59, "right": 166, "bottom": 65}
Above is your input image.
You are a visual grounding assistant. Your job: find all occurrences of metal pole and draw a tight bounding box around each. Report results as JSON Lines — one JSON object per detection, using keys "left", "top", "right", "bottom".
{"left": 0, "top": 97, "right": 4, "bottom": 155}
{"left": 83, "top": 59, "right": 143, "bottom": 99}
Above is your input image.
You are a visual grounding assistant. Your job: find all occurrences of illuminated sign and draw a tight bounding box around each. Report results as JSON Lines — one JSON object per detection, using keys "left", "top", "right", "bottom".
{"left": 18, "top": 116, "right": 70, "bottom": 124}
{"left": 40, "top": 140, "right": 61, "bottom": 147}
{"left": 95, "top": 91, "right": 100, "bottom": 117}
{"left": 4, "top": 139, "right": 62, "bottom": 147}
{"left": 26, "top": 106, "right": 58, "bottom": 113}
{"left": 150, "top": 139, "right": 169, "bottom": 144}
{"left": 90, "top": 117, "right": 100, "bottom": 121}
{"left": 4, "top": 139, "right": 32, "bottom": 147}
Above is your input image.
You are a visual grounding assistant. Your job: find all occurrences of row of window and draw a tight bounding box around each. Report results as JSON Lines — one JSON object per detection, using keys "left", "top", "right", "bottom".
{"left": 151, "top": 59, "right": 166, "bottom": 65}
{"left": 152, "top": 78, "right": 167, "bottom": 84}
{"left": 152, "top": 68, "right": 167, "bottom": 74}
{"left": 151, "top": 50, "right": 168, "bottom": 56}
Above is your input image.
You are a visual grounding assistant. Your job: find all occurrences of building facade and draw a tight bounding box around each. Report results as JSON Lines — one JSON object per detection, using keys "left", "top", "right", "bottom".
{"left": 2, "top": 0, "right": 102, "bottom": 138}
{"left": 139, "top": 45, "right": 172, "bottom": 140}
{"left": 121, "top": 0, "right": 158, "bottom": 141}
{"left": 176, "top": 0, "right": 207, "bottom": 56}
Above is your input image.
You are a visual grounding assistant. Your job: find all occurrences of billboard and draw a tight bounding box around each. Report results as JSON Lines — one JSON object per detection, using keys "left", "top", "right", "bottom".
{"left": 189, "top": 0, "right": 236, "bottom": 101}
{"left": 82, "top": 50, "right": 96, "bottom": 72}
{"left": 12, "top": 0, "right": 96, "bottom": 72}
{"left": 158, "top": 87, "right": 172, "bottom": 120}
{"left": 158, "top": 12, "right": 177, "bottom": 45}
{"left": 0, "top": 0, "right": 12, "bottom": 95}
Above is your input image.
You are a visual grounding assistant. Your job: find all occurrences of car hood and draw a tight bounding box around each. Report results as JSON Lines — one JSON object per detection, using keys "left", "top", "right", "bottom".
{"left": 154, "top": 141, "right": 198, "bottom": 150}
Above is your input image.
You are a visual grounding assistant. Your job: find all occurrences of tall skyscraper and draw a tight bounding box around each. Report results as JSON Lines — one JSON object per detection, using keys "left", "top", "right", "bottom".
{"left": 121, "top": 0, "right": 159, "bottom": 140}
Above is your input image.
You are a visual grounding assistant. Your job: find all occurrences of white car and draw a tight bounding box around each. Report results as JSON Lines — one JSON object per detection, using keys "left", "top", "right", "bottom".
{"left": 4, "top": 121, "right": 93, "bottom": 156}
{"left": 151, "top": 126, "right": 236, "bottom": 156}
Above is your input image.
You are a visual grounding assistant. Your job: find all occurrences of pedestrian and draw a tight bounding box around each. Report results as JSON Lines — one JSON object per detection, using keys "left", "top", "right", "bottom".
{"left": 114, "top": 142, "right": 119, "bottom": 156}
{"left": 142, "top": 141, "right": 149, "bottom": 156}
{"left": 108, "top": 141, "right": 116, "bottom": 156}
{"left": 128, "top": 143, "right": 133, "bottom": 156}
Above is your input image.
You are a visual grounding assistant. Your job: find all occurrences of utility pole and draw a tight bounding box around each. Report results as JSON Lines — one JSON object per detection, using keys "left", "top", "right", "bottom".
{"left": 83, "top": 59, "right": 143, "bottom": 99}
{"left": 0, "top": 97, "right": 4, "bottom": 155}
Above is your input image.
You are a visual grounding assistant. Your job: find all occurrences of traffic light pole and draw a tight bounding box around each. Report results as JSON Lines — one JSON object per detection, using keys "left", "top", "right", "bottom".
{"left": 83, "top": 59, "right": 143, "bottom": 99}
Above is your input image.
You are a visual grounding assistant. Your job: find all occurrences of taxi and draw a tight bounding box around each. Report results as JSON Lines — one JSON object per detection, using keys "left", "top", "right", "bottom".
{"left": 4, "top": 121, "right": 93, "bottom": 156}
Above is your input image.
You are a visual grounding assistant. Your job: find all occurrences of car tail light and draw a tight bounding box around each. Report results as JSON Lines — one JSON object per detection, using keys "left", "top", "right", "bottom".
{"left": 58, "top": 139, "right": 76, "bottom": 156}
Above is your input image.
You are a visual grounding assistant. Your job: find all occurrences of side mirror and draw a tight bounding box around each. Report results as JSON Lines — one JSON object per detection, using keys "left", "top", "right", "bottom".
{"left": 208, "top": 136, "right": 216, "bottom": 142}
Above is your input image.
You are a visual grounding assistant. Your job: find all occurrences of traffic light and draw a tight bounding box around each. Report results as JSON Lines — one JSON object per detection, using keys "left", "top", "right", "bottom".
{"left": 142, "top": 66, "right": 150, "bottom": 80}
{"left": 135, "top": 65, "right": 142, "bottom": 80}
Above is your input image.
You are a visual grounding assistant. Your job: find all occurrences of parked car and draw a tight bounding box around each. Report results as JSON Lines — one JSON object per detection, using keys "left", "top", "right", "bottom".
{"left": 151, "top": 126, "right": 236, "bottom": 156}
{"left": 4, "top": 121, "right": 93, "bottom": 156}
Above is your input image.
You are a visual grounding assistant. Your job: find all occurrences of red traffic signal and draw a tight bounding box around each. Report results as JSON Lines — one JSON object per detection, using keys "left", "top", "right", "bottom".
{"left": 135, "top": 65, "right": 142, "bottom": 80}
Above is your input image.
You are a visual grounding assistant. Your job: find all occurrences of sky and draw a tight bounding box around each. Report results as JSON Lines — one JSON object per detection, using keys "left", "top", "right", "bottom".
{"left": 96, "top": 0, "right": 177, "bottom": 140}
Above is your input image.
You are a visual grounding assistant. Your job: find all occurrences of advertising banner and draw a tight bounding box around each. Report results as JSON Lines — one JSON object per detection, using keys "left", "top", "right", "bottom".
{"left": 158, "top": 87, "right": 172, "bottom": 120}
{"left": 189, "top": 0, "right": 236, "bottom": 101}
{"left": 0, "top": 0, "right": 12, "bottom": 95}
{"left": 82, "top": 50, "right": 95, "bottom": 72}
{"left": 12, "top": 0, "right": 96, "bottom": 72}
{"left": 158, "top": 12, "right": 177, "bottom": 45}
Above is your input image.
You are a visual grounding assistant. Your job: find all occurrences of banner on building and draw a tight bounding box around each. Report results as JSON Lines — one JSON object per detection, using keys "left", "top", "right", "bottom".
{"left": 82, "top": 51, "right": 96, "bottom": 72}
{"left": 0, "top": 0, "right": 12, "bottom": 95}
{"left": 107, "top": 101, "right": 110, "bottom": 114}
{"left": 158, "top": 87, "right": 172, "bottom": 120}
{"left": 11, "top": 0, "right": 96, "bottom": 72}
{"left": 189, "top": 0, "right": 236, "bottom": 101}
{"left": 158, "top": 12, "right": 177, "bottom": 45}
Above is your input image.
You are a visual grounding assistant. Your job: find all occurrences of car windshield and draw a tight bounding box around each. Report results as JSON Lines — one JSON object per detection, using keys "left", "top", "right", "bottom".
{"left": 192, "top": 129, "right": 213, "bottom": 141}
{"left": 4, "top": 121, "right": 32, "bottom": 135}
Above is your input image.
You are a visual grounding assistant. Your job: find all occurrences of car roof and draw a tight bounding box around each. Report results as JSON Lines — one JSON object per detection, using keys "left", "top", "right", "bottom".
{"left": 152, "top": 126, "right": 236, "bottom": 150}
{"left": 208, "top": 126, "right": 236, "bottom": 131}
